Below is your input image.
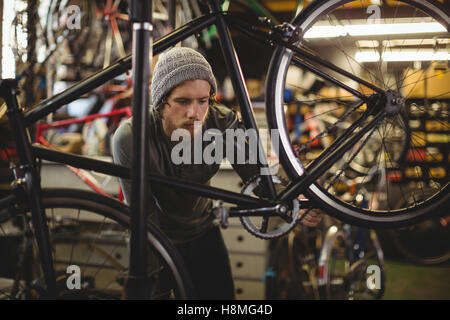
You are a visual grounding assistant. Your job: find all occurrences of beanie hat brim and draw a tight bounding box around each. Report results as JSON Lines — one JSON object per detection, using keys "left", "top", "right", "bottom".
{"left": 151, "top": 47, "right": 217, "bottom": 109}
{"left": 152, "top": 63, "right": 216, "bottom": 106}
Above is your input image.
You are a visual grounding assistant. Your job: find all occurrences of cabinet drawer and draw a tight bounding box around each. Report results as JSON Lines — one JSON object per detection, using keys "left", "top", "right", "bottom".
{"left": 234, "top": 280, "right": 264, "bottom": 300}
{"left": 222, "top": 227, "right": 266, "bottom": 253}
{"left": 229, "top": 253, "right": 266, "bottom": 279}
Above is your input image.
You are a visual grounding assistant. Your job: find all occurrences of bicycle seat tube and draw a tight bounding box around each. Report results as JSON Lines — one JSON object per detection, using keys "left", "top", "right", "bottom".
{"left": 207, "top": 0, "right": 277, "bottom": 200}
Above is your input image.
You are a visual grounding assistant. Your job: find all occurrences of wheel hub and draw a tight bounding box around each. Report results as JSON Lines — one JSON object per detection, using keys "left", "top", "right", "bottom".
{"left": 385, "top": 90, "right": 405, "bottom": 116}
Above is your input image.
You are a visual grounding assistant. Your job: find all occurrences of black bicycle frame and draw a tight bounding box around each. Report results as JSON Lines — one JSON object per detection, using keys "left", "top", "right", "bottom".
{"left": 24, "top": 10, "right": 280, "bottom": 201}
{"left": 1, "top": 79, "right": 57, "bottom": 297}
{"left": 127, "top": 0, "right": 153, "bottom": 299}
{"left": 21, "top": 11, "right": 386, "bottom": 203}
{"left": 1, "top": 0, "right": 389, "bottom": 298}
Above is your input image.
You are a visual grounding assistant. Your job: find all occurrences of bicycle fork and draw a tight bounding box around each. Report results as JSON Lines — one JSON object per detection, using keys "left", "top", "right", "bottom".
{"left": 1, "top": 79, "right": 57, "bottom": 298}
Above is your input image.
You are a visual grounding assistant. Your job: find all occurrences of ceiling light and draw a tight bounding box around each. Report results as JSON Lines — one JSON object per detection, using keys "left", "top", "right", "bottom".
{"left": 346, "top": 22, "right": 445, "bottom": 36}
{"left": 383, "top": 38, "right": 450, "bottom": 47}
{"left": 357, "top": 40, "right": 380, "bottom": 48}
{"left": 355, "top": 49, "right": 450, "bottom": 62}
{"left": 303, "top": 25, "right": 347, "bottom": 38}
{"left": 355, "top": 51, "right": 380, "bottom": 62}
{"left": 304, "top": 21, "right": 445, "bottom": 39}
{"left": 382, "top": 50, "right": 450, "bottom": 61}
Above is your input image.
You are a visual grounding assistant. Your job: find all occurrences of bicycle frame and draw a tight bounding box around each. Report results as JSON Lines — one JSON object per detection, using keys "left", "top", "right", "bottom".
{"left": 22, "top": 11, "right": 281, "bottom": 206}
{"left": 20, "top": 11, "right": 387, "bottom": 205}
{"left": 1, "top": 0, "right": 391, "bottom": 298}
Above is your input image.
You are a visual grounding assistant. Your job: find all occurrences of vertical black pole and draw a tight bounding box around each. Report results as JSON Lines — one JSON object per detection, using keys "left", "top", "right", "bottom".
{"left": 126, "top": 0, "right": 153, "bottom": 299}
{"left": 168, "top": 0, "right": 176, "bottom": 30}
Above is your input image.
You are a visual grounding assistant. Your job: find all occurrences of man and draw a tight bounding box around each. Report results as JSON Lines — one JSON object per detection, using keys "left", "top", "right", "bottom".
{"left": 112, "top": 47, "right": 323, "bottom": 299}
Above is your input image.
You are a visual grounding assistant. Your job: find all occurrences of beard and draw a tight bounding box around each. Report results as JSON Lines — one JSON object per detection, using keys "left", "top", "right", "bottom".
{"left": 164, "top": 108, "right": 210, "bottom": 139}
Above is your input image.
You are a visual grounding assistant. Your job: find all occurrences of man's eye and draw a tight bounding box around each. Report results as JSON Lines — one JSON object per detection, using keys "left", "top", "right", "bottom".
{"left": 200, "top": 100, "right": 208, "bottom": 104}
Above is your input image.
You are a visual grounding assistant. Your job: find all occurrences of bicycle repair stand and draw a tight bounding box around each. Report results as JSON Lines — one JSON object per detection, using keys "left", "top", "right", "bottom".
{"left": 124, "top": 0, "right": 153, "bottom": 299}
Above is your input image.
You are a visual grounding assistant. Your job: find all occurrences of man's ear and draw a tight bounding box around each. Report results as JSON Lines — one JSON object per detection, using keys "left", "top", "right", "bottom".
{"left": 157, "top": 107, "right": 164, "bottom": 120}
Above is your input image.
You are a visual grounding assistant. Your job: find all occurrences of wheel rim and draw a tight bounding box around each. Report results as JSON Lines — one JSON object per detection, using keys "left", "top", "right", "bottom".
{"left": 267, "top": 0, "right": 449, "bottom": 226}
{"left": 0, "top": 191, "right": 191, "bottom": 299}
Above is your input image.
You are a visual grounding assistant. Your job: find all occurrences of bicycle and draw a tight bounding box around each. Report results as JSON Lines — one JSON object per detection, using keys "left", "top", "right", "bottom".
{"left": 0, "top": 0, "right": 448, "bottom": 299}
{"left": 317, "top": 220, "right": 385, "bottom": 300}
{"left": 265, "top": 222, "right": 322, "bottom": 300}
{"left": 388, "top": 187, "right": 450, "bottom": 265}
{"left": 265, "top": 212, "right": 385, "bottom": 300}
{"left": 389, "top": 216, "right": 450, "bottom": 265}
{"left": 266, "top": 173, "right": 387, "bottom": 300}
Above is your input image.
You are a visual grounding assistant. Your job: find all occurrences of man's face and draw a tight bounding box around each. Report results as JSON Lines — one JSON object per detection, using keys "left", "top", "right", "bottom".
{"left": 161, "top": 79, "right": 210, "bottom": 137}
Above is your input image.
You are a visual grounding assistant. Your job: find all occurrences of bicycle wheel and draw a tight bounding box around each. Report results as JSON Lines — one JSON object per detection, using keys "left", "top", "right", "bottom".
{"left": 389, "top": 186, "right": 450, "bottom": 265}
{"left": 318, "top": 227, "right": 353, "bottom": 299}
{"left": 390, "top": 216, "right": 450, "bottom": 265}
{"left": 45, "top": 0, "right": 97, "bottom": 81}
{"left": 0, "top": 189, "right": 195, "bottom": 299}
{"left": 265, "top": 225, "right": 320, "bottom": 300}
{"left": 318, "top": 226, "right": 385, "bottom": 300}
{"left": 345, "top": 229, "right": 385, "bottom": 300}
{"left": 266, "top": 0, "right": 449, "bottom": 228}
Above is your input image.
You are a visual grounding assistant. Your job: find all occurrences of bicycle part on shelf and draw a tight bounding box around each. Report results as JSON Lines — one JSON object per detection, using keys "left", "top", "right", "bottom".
{"left": 240, "top": 176, "right": 300, "bottom": 239}
{"left": 265, "top": 0, "right": 450, "bottom": 228}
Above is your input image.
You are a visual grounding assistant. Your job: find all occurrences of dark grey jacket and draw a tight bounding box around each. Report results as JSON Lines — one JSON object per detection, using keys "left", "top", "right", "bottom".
{"left": 112, "top": 105, "right": 260, "bottom": 243}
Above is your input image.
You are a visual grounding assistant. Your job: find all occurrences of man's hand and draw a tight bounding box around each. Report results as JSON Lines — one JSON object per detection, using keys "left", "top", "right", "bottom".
{"left": 298, "top": 209, "right": 325, "bottom": 227}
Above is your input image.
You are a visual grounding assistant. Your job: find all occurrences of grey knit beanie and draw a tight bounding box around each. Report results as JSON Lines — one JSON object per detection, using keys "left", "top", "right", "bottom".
{"left": 151, "top": 47, "right": 217, "bottom": 109}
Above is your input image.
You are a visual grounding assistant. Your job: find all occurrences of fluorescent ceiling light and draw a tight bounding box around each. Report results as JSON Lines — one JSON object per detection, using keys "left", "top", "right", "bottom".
{"left": 382, "top": 50, "right": 450, "bottom": 61}
{"left": 357, "top": 40, "right": 380, "bottom": 48}
{"left": 304, "top": 25, "right": 347, "bottom": 38}
{"left": 304, "top": 21, "right": 445, "bottom": 38}
{"left": 355, "top": 49, "right": 450, "bottom": 62}
{"left": 383, "top": 38, "right": 450, "bottom": 47}
{"left": 355, "top": 51, "right": 380, "bottom": 62}
{"left": 346, "top": 22, "right": 445, "bottom": 36}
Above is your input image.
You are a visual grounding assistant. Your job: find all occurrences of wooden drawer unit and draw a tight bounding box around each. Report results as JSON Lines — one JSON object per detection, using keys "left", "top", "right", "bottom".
{"left": 234, "top": 280, "right": 265, "bottom": 300}
{"left": 222, "top": 226, "right": 266, "bottom": 254}
{"left": 229, "top": 253, "right": 266, "bottom": 279}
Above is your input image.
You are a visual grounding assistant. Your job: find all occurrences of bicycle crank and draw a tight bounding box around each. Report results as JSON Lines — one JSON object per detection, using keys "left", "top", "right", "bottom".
{"left": 239, "top": 176, "right": 300, "bottom": 240}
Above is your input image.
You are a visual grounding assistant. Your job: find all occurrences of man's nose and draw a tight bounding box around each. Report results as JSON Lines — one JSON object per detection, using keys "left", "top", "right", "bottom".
{"left": 186, "top": 102, "right": 200, "bottom": 119}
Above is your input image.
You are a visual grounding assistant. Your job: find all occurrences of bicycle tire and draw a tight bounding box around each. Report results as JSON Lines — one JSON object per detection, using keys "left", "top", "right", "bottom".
{"left": 0, "top": 188, "right": 195, "bottom": 299}
{"left": 266, "top": 0, "right": 449, "bottom": 228}
{"left": 389, "top": 218, "right": 450, "bottom": 265}
{"left": 389, "top": 186, "right": 450, "bottom": 265}
{"left": 346, "top": 229, "right": 385, "bottom": 300}
{"left": 318, "top": 227, "right": 385, "bottom": 300}
{"left": 318, "top": 227, "right": 353, "bottom": 299}
{"left": 265, "top": 226, "right": 320, "bottom": 300}
{"left": 45, "top": 0, "right": 97, "bottom": 81}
